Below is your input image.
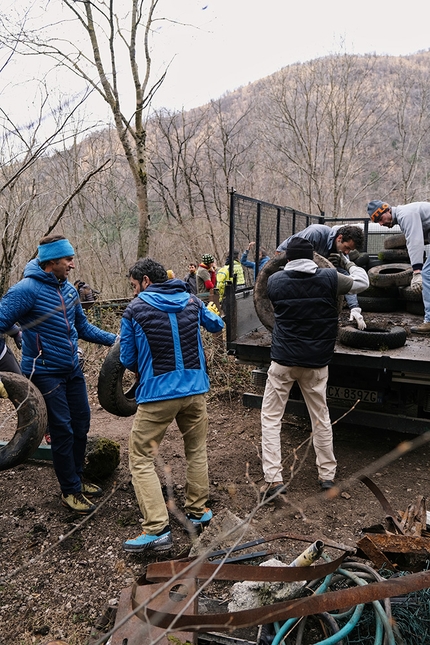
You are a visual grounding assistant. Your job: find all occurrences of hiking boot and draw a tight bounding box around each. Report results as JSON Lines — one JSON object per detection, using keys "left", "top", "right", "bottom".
{"left": 61, "top": 492, "right": 96, "bottom": 514}
{"left": 81, "top": 480, "right": 103, "bottom": 498}
{"left": 259, "top": 482, "right": 286, "bottom": 501}
{"left": 410, "top": 322, "right": 430, "bottom": 334}
{"left": 319, "top": 480, "right": 335, "bottom": 491}
{"left": 186, "top": 508, "right": 213, "bottom": 535}
{"left": 122, "top": 526, "right": 172, "bottom": 553}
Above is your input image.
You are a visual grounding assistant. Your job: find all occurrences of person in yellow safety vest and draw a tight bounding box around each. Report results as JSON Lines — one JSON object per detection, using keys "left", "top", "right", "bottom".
{"left": 216, "top": 250, "right": 246, "bottom": 300}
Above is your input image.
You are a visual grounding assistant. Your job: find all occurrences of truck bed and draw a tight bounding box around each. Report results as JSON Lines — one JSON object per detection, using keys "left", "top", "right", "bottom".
{"left": 233, "top": 310, "right": 430, "bottom": 373}
{"left": 231, "top": 308, "right": 430, "bottom": 434}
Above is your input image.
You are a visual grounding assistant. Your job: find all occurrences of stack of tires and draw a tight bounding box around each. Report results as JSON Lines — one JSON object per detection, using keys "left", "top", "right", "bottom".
{"left": 357, "top": 234, "right": 422, "bottom": 315}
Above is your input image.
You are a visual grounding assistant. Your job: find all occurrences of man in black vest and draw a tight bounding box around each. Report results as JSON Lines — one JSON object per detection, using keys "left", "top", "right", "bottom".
{"left": 260, "top": 237, "right": 368, "bottom": 495}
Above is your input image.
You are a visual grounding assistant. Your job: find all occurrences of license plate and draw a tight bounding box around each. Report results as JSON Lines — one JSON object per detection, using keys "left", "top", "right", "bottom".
{"left": 327, "top": 386, "right": 380, "bottom": 403}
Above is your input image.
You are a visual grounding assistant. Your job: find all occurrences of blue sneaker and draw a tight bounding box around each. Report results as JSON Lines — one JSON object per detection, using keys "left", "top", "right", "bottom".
{"left": 186, "top": 508, "right": 213, "bottom": 534}
{"left": 122, "top": 527, "right": 172, "bottom": 553}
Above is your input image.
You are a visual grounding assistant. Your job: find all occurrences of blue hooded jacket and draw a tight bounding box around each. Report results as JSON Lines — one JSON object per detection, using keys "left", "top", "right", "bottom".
{"left": 0, "top": 259, "right": 116, "bottom": 374}
{"left": 120, "top": 279, "right": 224, "bottom": 403}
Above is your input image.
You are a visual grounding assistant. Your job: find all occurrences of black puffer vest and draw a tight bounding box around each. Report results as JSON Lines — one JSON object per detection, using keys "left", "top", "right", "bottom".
{"left": 267, "top": 268, "right": 338, "bottom": 368}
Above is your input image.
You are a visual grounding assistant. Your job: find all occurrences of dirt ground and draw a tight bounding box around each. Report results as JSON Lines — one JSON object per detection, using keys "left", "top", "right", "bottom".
{"left": 1, "top": 349, "right": 430, "bottom": 645}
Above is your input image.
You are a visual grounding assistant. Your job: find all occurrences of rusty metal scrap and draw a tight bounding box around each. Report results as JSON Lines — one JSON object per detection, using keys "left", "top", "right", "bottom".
{"left": 110, "top": 578, "right": 198, "bottom": 645}
{"left": 131, "top": 570, "right": 430, "bottom": 631}
{"left": 399, "top": 495, "right": 427, "bottom": 536}
{"left": 109, "top": 532, "right": 430, "bottom": 644}
{"left": 358, "top": 475, "right": 430, "bottom": 569}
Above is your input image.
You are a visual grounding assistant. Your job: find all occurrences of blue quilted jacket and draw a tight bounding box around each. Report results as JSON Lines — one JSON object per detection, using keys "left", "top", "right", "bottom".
{"left": 120, "top": 279, "right": 224, "bottom": 403}
{"left": 0, "top": 259, "right": 116, "bottom": 374}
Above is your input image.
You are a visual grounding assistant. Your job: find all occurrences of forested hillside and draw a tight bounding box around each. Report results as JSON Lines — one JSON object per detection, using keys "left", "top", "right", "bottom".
{"left": 2, "top": 50, "right": 430, "bottom": 297}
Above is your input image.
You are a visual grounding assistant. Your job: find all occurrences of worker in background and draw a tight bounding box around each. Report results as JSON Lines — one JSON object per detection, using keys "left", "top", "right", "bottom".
{"left": 216, "top": 250, "right": 245, "bottom": 301}
{"left": 367, "top": 200, "right": 430, "bottom": 334}
{"left": 196, "top": 254, "right": 217, "bottom": 295}
{"left": 241, "top": 242, "right": 270, "bottom": 279}
{"left": 183, "top": 263, "right": 197, "bottom": 294}
{"left": 277, "top": 224, "right": 366, "bottom": 330}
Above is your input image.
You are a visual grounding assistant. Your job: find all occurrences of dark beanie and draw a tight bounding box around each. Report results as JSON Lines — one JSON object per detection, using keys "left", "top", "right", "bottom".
{"left": 367, "top": 200, "right": 390, "bottom": 222}
{"left": 286, "top": 237, "right": 314, "bottom": 261}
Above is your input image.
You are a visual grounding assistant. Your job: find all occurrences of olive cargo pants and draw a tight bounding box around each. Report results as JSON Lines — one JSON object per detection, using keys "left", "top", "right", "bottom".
{"left": 129, "top": 394, "right": 209, "bottom": 534}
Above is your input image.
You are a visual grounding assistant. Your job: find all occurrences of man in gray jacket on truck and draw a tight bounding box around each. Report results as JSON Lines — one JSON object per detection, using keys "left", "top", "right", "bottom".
{"left": 260, "top": 237, "right": 369, "bottom": 497}
{"left": 277, "top": 224, "right": 366, "bottom": 330}
{"left": 368, "top": 200, "right": 430, "bottom": 334}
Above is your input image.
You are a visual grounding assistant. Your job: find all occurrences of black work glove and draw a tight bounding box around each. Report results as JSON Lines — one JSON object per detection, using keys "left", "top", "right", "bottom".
{"left": 328, "top": 253, "right": 341, "bottom": 267}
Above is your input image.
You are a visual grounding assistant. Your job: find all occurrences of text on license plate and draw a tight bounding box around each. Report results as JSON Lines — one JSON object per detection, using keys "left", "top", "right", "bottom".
{"left": 327, "top": 386, "right": 380, "bottom": 403}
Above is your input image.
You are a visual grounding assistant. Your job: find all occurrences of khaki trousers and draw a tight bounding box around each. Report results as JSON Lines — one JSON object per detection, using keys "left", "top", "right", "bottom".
{"left": 129, "top": 394, "right": 209, "bottom": 534}
{"left": 261, "top": 362, "right": 337, "bottom": 483}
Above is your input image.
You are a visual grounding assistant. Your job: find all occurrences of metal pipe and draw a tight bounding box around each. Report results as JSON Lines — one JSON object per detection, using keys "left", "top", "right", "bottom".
{"left": 289, "top": 540, "right": 325, "bottom": 567}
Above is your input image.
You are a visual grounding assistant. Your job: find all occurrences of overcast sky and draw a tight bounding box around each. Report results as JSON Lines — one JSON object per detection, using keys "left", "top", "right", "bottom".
{"left": 152, "top": 0, "right": 430, "bottom": 111}
{"left": 2, "top": 0, "right": 430, "bottom": 128}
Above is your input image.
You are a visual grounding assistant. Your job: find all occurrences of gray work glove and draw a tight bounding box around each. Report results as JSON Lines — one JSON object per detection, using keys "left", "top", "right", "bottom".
{"left": 349, "top": 307, "right": 366, "bottom": 330}
{"left": 348, "top": 249, "right": 360, "bottom": 262}
{"left": 328, "top": 253, "right": 341, "bottom": 267}
{"left": 410, "top": 272, "right": 423, "bottom": 293}
{"left": 339, "top": 253, "right": 355, "bottom": 271}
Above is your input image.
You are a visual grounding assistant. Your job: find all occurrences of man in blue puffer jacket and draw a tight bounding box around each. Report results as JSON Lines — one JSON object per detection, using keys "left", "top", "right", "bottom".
{"left": 120, "top": 258, "right": 224, "bottom": 553}
{"left": 0, "top": 234, "right": 117, "bottom": 514}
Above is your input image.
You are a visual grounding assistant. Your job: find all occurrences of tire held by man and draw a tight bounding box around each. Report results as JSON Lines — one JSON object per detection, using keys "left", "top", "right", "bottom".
{"left": 0, "top": 372, "right": 47, "bottom": 471}
{"left": 97, "top": 342, "right": 138, "bottom": 417}
{"left": 254, "top": 252, "right": 336, "bottom": 332}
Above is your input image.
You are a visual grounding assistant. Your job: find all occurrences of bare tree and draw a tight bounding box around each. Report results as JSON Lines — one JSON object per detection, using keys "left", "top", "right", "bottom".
{"left": 387, "top": 56, "right": 430, "bottom": 203}
{"left": 259, "top": 54, "right": 389, "bottom": 217}
{"left": 9, "top": 0, "right": 167, "bottom": 258}
{"left": 0, "top": 39, "right": 110, "bottom": 294}
{"left": 148, "top": 98, "right": 254, "bottom": 263}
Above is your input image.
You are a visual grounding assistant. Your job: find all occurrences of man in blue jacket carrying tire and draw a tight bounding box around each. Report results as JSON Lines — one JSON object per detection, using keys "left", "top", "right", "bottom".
{"left": 120, "top": 258, "right": 224, "bottom": 553}
{"left": 0, "top": 234, "right": 117, "bottom": 514}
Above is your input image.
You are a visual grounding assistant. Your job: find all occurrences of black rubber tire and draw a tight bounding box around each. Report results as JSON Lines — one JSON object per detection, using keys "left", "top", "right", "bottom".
{"left": 378, "top": 249, "right": 410, "bottom": 263}
{"left": 398, "top": 285, "right": 423, "bottom": 302}
{"left": 368, "top": 263, "right": 413, "bottom": 288}
{"left": 367, "top": 258, "right": 384, "bottom": 269}
{"left": 354, "top": 252, "right": 369, "bottom": 269}
{"left": 358, "top": 285, "right": 399, "bottom": 298}
{"left": 0, "top": 372, "right": 47, "bottom": 471}
{"left": 337, "top": 325, "right": 407, "bottom": 350}
{"left": 406, "top": 300, "right": 425, "bottom": 316}
{"left": 97, "top": 342, "right": 138, "bottom": 417}
{"left": 384, "top": 233, "right": 406, "bottom": 249}
{"left": 357, "top": 295, "right": 399, "bottom": 312}
{"left": 254, "top": 252, "right": 336, "bottom": 332}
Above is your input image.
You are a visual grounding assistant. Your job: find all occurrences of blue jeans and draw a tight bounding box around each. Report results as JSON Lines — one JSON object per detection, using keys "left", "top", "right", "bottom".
{"left": 422, "top": 256, "right": 430, "bottom": 322}
{"left": 338, "top": 267, "right": 359, "bottom": 309}
{"left": 30, "top": 367, "right": 90, "bottom": 495}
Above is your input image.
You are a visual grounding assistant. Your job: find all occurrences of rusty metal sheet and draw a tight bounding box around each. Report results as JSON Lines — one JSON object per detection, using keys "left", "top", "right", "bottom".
{"left": 132, "top": 570, "right": 430, "bottom": 631}
{"left": 359, "top": 476, "right": 405, "bottom": 534}
{"left": 360, "top": 532, "right": 430, "bottom": 554}
{"left": 111, "top": 578, "right": 197, "bottom": 645}
{"left": 356, "top": 534, "right": 396, "bottom": 571}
